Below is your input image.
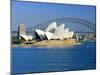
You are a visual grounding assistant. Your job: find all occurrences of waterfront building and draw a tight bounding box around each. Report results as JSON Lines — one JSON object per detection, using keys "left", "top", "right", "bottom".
{"left": 35, "top": 22, "right": 74, "bottom": 40}
{"left": 18, "top": 22, "right": 74, "bottom": 41}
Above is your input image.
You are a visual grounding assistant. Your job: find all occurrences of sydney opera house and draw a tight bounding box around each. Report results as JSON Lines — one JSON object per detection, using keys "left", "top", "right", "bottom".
{"left": 35, "top": 22, "right": 74, "bottom": 41}
{"left": 18, "top": 22, "right": 74, "bottom": 41}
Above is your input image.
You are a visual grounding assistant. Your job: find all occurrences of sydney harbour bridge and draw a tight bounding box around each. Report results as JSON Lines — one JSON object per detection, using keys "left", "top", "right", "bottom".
{"left": 27, "top": 17, "right": 96, "bottom": 35}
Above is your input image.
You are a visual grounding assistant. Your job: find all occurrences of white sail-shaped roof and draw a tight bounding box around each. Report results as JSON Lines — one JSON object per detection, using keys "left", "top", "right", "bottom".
{"left": 34, "top": 22, "right": 74, "bottom": 40}
{"left": 64, "top": 28, "right": 69, "bottom": 39}
{"left": 68, "top": 31, "right": 74, "bottom": 38}
{"left": 45, "top": 22, "right": 57, "bottom": 32}
{"left": 35, "top": 29, "right": 45, "bottom": 40}
{"left": 51, "top": 35, "right": 59, "bottom": 39}
{"left": 54, "top": 24, "right": 65, "bottom": 40}
{"left": 19, "top": 34, "right": 33, "bottom": 41}
{"left": 65, "top": 28, "right": 69, "bottom": 33}
{"left": 45, "top": 32, "right": 53, "bottom": 40}
{"left": 35, "top": 29, "right": 45, "bottom": 35}
{"left": 20, "top": 34, "right": 29, "bottom": 41}
{"left": 28, "top": 35, "right": 33, "bottom": 40}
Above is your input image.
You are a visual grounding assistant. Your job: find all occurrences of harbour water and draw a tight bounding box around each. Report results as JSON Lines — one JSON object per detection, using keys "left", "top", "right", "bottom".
{"left": 11, "top": 42, "right": 96, "bottom": 74}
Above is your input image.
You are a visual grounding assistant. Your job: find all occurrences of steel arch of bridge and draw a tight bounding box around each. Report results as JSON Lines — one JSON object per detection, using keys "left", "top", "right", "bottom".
{"left": 27, "top": 17, "right": 96, "bottom": 34}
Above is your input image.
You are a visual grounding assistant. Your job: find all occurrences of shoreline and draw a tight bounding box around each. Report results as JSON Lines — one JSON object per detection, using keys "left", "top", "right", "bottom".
{"left": 12, "top": 39, "right": 81, "bottom": 48}
{"left": 12, "top": 43, "right": 81, "bottom": 48}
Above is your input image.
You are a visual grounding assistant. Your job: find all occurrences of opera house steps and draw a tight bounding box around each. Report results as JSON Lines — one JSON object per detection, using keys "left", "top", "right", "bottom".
{"left": 33, "top": 39, "right": 80, "bottom": 47}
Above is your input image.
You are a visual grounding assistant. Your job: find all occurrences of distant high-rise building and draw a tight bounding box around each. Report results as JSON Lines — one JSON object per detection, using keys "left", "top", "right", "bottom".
{"left": 18, "top": 24, "right": 26, "bottom": 39}
{"left": 75, "top": 34, "right": 79, "bottom": 42}
{"left": 17, "top": 24, "right": 33, "bottom": 41}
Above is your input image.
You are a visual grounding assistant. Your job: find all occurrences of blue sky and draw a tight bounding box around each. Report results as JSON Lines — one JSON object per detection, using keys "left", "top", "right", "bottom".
{"left": 12, "top": 1, "right": 96, "bottom": 31}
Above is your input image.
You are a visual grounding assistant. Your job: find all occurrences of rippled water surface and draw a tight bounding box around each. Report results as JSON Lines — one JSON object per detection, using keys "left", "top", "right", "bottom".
{"left": 12, "top": 42, "right": 96, "bottom": 74}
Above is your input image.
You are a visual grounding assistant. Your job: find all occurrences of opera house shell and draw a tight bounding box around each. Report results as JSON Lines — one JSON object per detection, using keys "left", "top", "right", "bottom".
{"left": 19, "top": 34, "right": 33, "bottom": 41}
{"left": 18, "top": 22, "right": 74, "bottom": 41}
{"left": 35, "top": 22, "right": 74, "bottom": 40}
